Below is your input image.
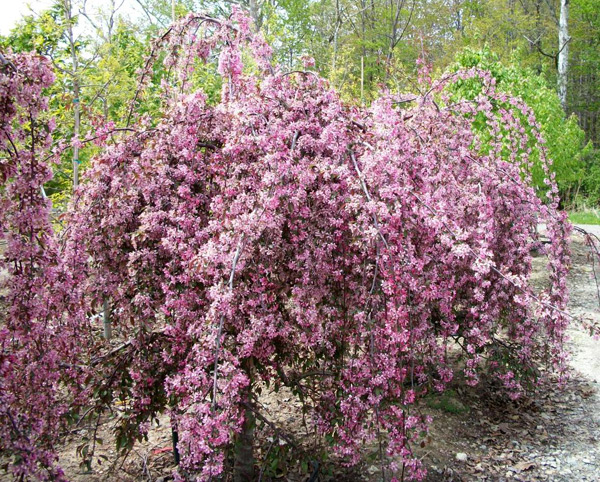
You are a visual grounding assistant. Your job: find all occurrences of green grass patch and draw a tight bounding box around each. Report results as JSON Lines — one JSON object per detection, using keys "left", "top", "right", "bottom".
{"left": 569, "top": 210, "right": 600, "bottom": 225}
{"left": 425, "top": 389, "right": 469, "bottom": 414}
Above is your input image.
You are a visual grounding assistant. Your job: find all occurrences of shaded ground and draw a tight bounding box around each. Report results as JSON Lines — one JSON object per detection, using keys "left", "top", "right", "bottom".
{"left": 2, "top": 227, "right": 599, "bottom": 481}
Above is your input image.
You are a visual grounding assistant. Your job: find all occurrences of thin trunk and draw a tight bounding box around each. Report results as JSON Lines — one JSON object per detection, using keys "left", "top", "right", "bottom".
{"left": 332, "top": 0, "right": 340, "bottom": 75}
{"left": 233, "top": 359, "right": 255, "bottom": 482}
{"left": 558, "top": 0, "right": 569, "bottom": 110}
{"left": 362, "top": 0, "right": 367, "bottom": 102}
{"left": 172, "top": 425, "right": 180, "bottom": 465}
{"left": 361, "top": 56, "right": 365, "bottom": 105}
{"left": 102, "top": 299, "right": 111, "bottom": 340}
{"left": 507, "top": 0, "right": 516, "bottom": 49}
{"left": 249, "top": 0, "right": 262, "bottom": 31}
{"left": 63, "top": 0, "right": 80, "bottom": 189}
{"left": 332, "top": 27, "right": 338, "bottom": 73}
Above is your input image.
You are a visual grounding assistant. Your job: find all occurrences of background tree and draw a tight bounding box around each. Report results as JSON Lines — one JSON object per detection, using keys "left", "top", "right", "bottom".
{"left": 0, "top": 0, "right": 147, "bottom": 204}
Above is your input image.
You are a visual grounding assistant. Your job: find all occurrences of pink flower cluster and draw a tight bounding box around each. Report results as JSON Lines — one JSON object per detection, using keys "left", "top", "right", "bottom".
{"left": 0, "top": 13, "right": 571, "bottom": 481}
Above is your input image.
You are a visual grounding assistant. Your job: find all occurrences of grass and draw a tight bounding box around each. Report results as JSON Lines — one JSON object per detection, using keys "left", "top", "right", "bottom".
{"left": 569, "top": 209, "right": 600, "bottom": 225}
{"left": 425, "top": 389, "right": 469, "bottom": 414}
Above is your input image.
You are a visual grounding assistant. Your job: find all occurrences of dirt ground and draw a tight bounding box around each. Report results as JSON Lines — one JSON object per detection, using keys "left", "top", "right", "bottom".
{"left": 2, "top": 227, "right": 600, "bottom": 482}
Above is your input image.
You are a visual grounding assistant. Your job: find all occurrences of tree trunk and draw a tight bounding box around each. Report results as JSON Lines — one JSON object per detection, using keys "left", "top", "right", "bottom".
{"left": 249, "top": 0, "right": 262, "bottom": 31}
{"left": 233, "top": 359, "right": 255, "bottom": 482}
{"left": 102, "top": 298, "right": 112, "bottom": 340}
{"left": 72, "top": 80, "right": 80, "bottom": 188}
{"left": 63, "top": 0, "right": 81, "bottom": 189}
{"left": 558, "top": 0, "right": 569, "bottom": 110}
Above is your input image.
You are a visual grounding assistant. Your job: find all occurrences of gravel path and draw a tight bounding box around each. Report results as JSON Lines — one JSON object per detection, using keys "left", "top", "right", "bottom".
{"left": 513, "top": 225, "right": 600, "bottom": 481}
{"left": 572, "top": 223, "right": 600, "bottom": 238}
{"left": 553, "top": 225, "right": 600, "bottom": 481}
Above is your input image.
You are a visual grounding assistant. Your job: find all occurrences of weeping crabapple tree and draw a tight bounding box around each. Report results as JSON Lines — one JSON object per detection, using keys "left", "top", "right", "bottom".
{"left": 0, "top": 11, "right": 572, "bottom": 482}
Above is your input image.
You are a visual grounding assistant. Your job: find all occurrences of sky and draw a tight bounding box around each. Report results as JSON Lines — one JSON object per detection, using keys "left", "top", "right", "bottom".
{"left": 0, "top": 0, "right": 55, "bottom": 36}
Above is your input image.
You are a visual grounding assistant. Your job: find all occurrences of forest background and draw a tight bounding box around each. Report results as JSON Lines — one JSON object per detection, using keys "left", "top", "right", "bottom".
{"left": 1, "top": 0, "right": 599, "bottom": 216}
